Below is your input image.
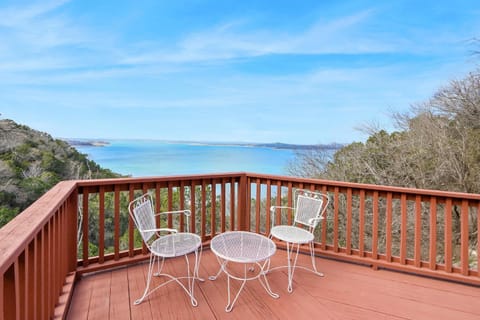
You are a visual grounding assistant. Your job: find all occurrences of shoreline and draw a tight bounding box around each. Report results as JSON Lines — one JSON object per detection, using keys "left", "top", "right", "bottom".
{"left": 65, "top": 138, "right": 343, "bottom": 151}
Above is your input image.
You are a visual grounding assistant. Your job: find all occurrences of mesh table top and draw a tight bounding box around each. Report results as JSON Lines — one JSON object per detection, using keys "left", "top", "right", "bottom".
{"left": 210, "top": 231, "right": 276, "bottom": 263}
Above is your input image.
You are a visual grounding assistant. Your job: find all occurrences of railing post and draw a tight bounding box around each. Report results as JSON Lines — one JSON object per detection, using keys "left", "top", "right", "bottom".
{"left": 460, "top": 200, "right": 469, "bottom": 276}
{"left": 237, "top": 174, "right": 248, "bottom": 231}
{"left": 67, "top": 189, "right": 79, "bottom": 272}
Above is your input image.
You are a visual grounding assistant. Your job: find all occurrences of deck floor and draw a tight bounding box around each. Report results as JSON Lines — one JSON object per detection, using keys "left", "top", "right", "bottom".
{"left": 68, "top": 249, "right": 480, "bottom": 320}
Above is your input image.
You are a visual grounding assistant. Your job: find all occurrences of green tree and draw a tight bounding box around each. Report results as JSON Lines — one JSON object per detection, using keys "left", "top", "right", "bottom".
{"left": 289, "top": 70, "right": 480, "bottom": 194}
{"left": 0, "top": 119, "right": 123, "bottom": 228}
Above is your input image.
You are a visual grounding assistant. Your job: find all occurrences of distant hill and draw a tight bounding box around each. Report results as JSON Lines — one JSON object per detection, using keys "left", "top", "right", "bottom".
{"left": 0, "top": 119, "right": 121, "bottom": 227}
{"left": 65, "top": 139, "right": 110, "bottom": 147}
{"left": 253, "top": 142, "right": 344, "bottom": 150}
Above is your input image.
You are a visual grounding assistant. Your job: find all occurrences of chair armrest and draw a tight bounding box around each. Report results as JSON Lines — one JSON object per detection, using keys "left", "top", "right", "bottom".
{"left": 270, "top": 206, "right": 293, "bottom": 211}
{"left": 141, "top": 227, "right": 178, "bottom": 234}
{"left": 308, "top": 217, "right": 324, "bottom": 225}
{"left": 155, "top": 209, "right": 192, "bottom": 217}
{"left": 154, "top": 210, "right": 193, "bottom": 232}
{"left": 270, "top": 206, "right": 294, "bottom": 228}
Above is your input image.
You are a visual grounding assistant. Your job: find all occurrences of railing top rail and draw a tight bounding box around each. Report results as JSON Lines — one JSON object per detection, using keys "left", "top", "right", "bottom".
{"left": 73, "top": 171, "right": 480, "bottom": 200}
{"left": 74, "top": 172, "right": 247, "bottom": 187}
{"left": 0, "top": 180, "right": 77, "bottom": 274}
{"left": 243, "top": 172, "right": 480, "bottom": 201}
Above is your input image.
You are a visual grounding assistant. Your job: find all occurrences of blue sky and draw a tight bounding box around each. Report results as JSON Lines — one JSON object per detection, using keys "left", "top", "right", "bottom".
{"left": 0, "top": 0, "right": 479, "bottom": 144}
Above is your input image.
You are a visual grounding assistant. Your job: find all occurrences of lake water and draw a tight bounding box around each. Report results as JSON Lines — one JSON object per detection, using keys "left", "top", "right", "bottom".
{"left": 75, "top": 140, "right": 298, "bottom": 177}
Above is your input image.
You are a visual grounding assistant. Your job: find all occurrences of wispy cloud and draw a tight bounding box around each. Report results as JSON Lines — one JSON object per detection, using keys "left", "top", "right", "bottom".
{"left": 283, "top": 9, "right": 387, "bottom": 54}
{"left": 0, "top": 0, "right": 69, "bottom": 27}
{"left": 1, "top": 1, "right": 478, "bottom": 143}
{"left": 121, "top": 10, "right": 388, "bottom": 66}
{"left": 0, "top": 2, "right": 468, "bottom": 85}
{"left": 0, "top": 0, "right": 85, "bottom": 51}
{"left": 0, "top": 0, "right": 117, "bottom": 75}
{"left": 119, "top": 6, "right": 476, "bottom": 69}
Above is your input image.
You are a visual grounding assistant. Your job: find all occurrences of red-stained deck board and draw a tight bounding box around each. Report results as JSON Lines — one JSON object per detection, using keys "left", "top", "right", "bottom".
{"left": 109, "top": 267, "right": 131, "bottom": 319}
{"left": 67, "top": 250, "right": 480, "bottom": 320}
{"left": 87, "top": 271, "right": 111, "bottom": 319}
{"left": 67, "top": 274, "right": 93, "bottom": 319}
{"left": 126, "top": 263, "right": 152, "bottom": 320}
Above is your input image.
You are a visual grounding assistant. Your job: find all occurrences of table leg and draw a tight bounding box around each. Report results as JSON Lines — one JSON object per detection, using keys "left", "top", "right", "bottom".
{"left": 225, "top": 269, "right": 248, "bottom": 312}
{"left": 210, "top": 260, "right": 279, "bottom": 312}
{"left": 208, "top": 259, "right": 226, "bottom": 281}
{"left": 258, "top": 259, "right": 279, "bottom": 299}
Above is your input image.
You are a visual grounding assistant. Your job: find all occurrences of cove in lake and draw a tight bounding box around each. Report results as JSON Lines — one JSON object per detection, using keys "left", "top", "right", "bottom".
{"left": 74, "top": 140, "right": 300, "bottom": 177}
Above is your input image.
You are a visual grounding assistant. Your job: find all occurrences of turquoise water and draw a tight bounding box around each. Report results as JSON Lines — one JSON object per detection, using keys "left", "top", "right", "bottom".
{"left": 75, "top": 140, "right": 297, "bottom": 177}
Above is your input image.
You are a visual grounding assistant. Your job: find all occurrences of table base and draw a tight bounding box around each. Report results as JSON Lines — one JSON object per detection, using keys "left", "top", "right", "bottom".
{"left": 209, "top": 258, "right": 279, "bottom": 312}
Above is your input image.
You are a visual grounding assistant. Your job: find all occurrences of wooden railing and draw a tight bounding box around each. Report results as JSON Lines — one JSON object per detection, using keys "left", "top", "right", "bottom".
{"left": 245, "top": 174, "right": 480, "bottom": 281}
{"left": 0, "top": 180, "right": 78, "bottom": 319}
{"left": 1, "top": 173, "right": 479, "bottom": 319}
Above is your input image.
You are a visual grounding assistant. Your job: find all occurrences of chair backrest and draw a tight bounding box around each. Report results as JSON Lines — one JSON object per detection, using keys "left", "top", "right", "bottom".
{"left": 293, "top": 190, "right": 328, "bottom": 229}
{"left": 128, "top": 194, "right": 157, "bottom": 244}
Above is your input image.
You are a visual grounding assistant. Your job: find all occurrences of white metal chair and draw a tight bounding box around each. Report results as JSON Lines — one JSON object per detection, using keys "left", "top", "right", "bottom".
{"left": 269, "top": 189, "right": 329, "bottom": 293}
{"left": 128, "top": 193, "right": 203, "bottom": 306}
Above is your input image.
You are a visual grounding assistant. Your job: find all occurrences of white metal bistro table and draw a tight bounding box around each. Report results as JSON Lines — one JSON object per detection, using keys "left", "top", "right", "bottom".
{"left": 209, "top": 231, "right": 279, "bottom": 312}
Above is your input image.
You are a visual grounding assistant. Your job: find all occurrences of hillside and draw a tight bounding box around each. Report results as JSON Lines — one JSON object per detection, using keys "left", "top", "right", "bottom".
{"left": 0, "top": 119, "right": 121, "bottom": 227}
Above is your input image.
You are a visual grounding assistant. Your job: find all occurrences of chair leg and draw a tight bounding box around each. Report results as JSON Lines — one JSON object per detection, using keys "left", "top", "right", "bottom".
{"left": 134, "top": 253, "right": 156, "bottom": 305}
{"left": 154, "top": 256, "right": 166, "bottom": 276}
{"left": 184, "top": 251, "right": 198, "bottom": 306}
{"left": 194, "top": 245, "right": 205, "bottom": 282}
{"left": 285, "top": 241, "right": 324, "bottom": 293}
{"left": 286, "top": 241, "right": 302, "bottom": 293}
{"left": 183, "top": 246, "right": 204, "bottom": 306}
{"left": 309, "top": 241, "right": 324, "bottom": 277}
{"left": 268, "top": 234, "right": 324, "bottom": 293}
{"left": 134, "top": 248, "right": 203, "bottom": 306}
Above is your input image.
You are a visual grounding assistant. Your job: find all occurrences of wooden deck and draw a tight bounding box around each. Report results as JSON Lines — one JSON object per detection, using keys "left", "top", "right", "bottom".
{"left": 67, "top": 249, "right": 480, "bottom": 320}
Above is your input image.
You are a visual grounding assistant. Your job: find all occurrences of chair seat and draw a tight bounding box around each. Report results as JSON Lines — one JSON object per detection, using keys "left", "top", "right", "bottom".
{"left": 270, "top": 225, "right": 314, "bottom": 244}
{"left": 151, "top": 232, "right": 202, "bottom": 257}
